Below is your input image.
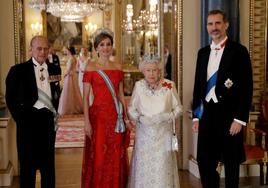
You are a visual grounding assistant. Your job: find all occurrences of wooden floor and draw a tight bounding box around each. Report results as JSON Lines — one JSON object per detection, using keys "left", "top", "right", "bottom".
{"left": 5, "top": 148, "right": 261, "bottom": 188}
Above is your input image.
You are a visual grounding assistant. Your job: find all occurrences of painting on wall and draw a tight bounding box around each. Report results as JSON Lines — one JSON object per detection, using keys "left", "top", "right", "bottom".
{"left": 47, "top": 13, "right": 82, "bottom": 49}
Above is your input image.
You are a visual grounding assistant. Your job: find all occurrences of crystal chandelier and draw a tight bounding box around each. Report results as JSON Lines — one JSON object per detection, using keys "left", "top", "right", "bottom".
{"left": 122, "top": 0, "right": 158, "bottom": 34}
{"left": 29, "top": 0, "right": 113, "bottom": 22}
{"left": 122, "top": 4, "right": 134, "bottom": 33}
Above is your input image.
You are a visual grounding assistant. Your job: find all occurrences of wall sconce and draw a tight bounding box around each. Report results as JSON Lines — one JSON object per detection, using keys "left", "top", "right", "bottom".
{"left": 126, "top": 46, "right": 135, "bottom": 66}
{"left": 30, "top": 21, "right": 43, "bottom": 36}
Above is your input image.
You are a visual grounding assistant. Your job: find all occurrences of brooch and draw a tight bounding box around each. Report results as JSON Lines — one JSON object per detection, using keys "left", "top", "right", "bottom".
{"left": 224, "top": 78, "right": 233, "bottom": 89}
{"left": 162, "top": 82, "right": 172, "bottom": 89}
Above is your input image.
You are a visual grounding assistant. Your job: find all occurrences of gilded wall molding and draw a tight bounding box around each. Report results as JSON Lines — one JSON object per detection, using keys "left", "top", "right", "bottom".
{"left": 13, "top": 0, "right": 25, "bottom": 64}
{"left": 13, "top": 0, "right": 20, "bottom": 64}
{"left": 177, "top": 0, "right": 183, "bottom": 169}
{"left": 114, "top": 0, "right": 123, "bottom": 63}
{"left": 249, "top": 0, "right": 267, "bottom": 111}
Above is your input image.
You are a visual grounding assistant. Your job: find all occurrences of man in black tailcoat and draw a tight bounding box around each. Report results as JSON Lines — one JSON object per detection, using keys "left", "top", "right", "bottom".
{"left": 192, "top": 10, "right": 253, "bottom": 188}
{"left": 5, "top": 36, "right": 61, "bottom": 188}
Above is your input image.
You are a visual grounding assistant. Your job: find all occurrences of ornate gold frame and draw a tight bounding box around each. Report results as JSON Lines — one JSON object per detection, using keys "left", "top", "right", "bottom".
{"left": 176, "top": 0, "right": 183, "bottom": 169}
{"left": 249, "top": 0, "right": 267, "bottom": 111}
{"left": 13, "top": 0, "right": 26, "bottom": 64}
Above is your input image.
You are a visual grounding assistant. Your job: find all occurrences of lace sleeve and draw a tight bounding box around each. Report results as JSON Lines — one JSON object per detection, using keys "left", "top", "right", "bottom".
{"left": 128, "top": 82, "right": 140, "bottom": 121}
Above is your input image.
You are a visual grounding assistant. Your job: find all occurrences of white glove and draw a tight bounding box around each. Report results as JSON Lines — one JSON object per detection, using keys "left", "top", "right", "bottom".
{"left": 151, "top": 113, "right": 173, "bottom": 124}
{"left": 139, "top": 115, "right": 153, "bottom": 125}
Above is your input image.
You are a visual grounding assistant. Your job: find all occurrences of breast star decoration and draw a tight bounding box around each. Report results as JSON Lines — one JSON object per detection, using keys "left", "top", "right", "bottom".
{"left": 224, "top": 78, "right": 233, "bottom": 89}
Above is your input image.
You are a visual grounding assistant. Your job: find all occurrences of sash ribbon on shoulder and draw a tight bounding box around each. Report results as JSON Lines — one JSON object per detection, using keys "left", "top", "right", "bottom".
{"left": 97, "top": 70, "right": 126, "bottom": 133}
{"left": 38, "top": 88, "right": 59, "bottom": 131}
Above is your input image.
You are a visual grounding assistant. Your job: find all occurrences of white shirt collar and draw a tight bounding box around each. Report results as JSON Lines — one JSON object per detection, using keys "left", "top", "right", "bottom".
{"left": 32, "top": 57, "right": 48, "bottom": 70}
{"left": 210, "top": 36, "right": 228, "bottom": 50}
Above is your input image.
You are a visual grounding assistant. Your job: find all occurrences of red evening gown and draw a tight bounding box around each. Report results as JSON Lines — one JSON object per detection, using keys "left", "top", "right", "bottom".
{"left": 81, "top": 70, "right": 129, "bottom": 188}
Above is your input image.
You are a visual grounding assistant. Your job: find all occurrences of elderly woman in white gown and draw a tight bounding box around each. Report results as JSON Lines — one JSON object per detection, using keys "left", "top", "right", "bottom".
{"left": 128, "top": 55, "right": 182, "bottom": 188}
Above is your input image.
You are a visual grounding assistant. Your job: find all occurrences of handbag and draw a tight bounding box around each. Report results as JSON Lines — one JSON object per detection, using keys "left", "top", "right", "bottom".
{"left": 171, "top": 116, "right": 179, "bottom": 151}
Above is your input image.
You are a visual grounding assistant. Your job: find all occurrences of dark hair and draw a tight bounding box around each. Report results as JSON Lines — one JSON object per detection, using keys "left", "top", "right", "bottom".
{"left": 207, "top": 9, "right": 228, "bottom": 23}
{"left": 68, "top": 46, "right": 76, "bottom": 55}
{"left": 93, "top": 33, "right": 113, "bottom": 49}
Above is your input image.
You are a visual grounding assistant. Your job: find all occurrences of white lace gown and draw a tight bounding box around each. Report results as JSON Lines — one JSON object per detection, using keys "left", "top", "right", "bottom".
{"left": 128, "top": 79, "right": 182, "bottom": 188}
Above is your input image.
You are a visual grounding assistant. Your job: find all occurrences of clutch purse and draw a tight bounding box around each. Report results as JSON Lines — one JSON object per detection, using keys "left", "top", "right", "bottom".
{"left": 172, "top": 117, "right": 179, "bottom": 151}
{"left": 172, "top": 134, "right": 179, "bottom": 151}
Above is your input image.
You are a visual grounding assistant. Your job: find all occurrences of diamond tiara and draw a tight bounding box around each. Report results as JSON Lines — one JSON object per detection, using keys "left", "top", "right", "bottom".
{"left": 142, "top": 54, "right": 160, "bottom": 63}
{"left": 93, "top": 27, "right": 114, "bottom": 40}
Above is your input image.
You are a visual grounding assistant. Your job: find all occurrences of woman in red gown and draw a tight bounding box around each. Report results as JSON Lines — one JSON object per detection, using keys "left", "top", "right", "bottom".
{"left": 81, "top": 28, "right": 130, "bottom": 188}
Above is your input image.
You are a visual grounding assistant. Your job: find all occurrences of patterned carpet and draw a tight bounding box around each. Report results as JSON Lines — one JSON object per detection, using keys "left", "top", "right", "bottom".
{"left": 55, "top": 114, "right": 85, "bottom": 148}
{"left": 55, "top": 114, "right": 135, "bottom": 148}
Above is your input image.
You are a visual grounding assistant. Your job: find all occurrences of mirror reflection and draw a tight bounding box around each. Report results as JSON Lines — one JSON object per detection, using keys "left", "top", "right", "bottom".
{"left": 122, "top": 0, "right": 159, "bottom": 67}
{"left": 122, "top": 0, "right": 177, "bottom": 82}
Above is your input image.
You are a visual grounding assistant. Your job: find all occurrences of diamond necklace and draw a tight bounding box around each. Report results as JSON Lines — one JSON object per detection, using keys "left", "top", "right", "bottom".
{"left": 146, "top": 79, "right": 161, "bottom": 94}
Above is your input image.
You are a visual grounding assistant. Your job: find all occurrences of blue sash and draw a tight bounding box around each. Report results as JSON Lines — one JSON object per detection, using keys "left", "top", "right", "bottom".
{"left": 193, "top": 71, "right": 217, "bottom": 119}
{"left": 38, "top": 88, "right": 59, "bottom": 130}
{"left": 97, "top": 70, "right": 126, "bottom": 133}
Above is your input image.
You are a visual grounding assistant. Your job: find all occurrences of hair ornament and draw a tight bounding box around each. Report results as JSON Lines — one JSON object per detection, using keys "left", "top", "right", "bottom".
{"left": 93, "top": 27, "right": 114, "bottom": 39}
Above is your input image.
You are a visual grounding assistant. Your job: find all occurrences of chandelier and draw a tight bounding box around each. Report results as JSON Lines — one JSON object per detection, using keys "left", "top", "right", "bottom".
{"left": 122, "top": 0, "right": 158, "bottom": 34}
{"left": 29, "top": 0, "right": 113, "bottom": 22}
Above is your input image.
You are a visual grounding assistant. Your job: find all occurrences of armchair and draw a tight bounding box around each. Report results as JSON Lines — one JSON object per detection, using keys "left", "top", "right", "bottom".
{"left": 243, "top": 126, "right": 268, "bottom": 185}
{"left": 217, "top": 115, "right": 268, "bottom": 185}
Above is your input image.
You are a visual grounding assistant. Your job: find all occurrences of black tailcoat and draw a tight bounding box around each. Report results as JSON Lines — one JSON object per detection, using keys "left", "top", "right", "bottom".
{"left": 192, "top": 40, "right": 253, "bottom": 164}
{"left": 5, "top": 59, "right": 61, "bottom": 188}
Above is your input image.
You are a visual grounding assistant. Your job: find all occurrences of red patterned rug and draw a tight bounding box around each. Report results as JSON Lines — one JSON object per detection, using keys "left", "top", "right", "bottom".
{"left": 55, "top": 114, "right": 135, "bottom": 148}
{"left": 55, "top": 114, "right": 85, "bottom": 148}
